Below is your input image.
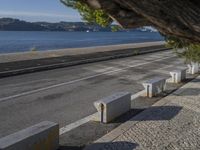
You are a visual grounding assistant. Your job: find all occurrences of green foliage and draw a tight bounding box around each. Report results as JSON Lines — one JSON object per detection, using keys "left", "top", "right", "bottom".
{"left": 165, "top": 35, "right": 190, "bottom": 49}
{"left": 165, "top": 36, "right": 200, "bottom": 63}
{"left": 180, "top": 44, "right": 200, "bottom": 63}
{"left": 60, "top": 0, "right": 112, "bottom": 27}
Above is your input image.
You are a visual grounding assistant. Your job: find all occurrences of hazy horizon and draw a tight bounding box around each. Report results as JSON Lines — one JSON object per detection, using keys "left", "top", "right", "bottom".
{"left": 0, "top": 0, "right": 82, "bottom": 22}
{"left": 0, "top": 17, "right": 86, "bottom": 23}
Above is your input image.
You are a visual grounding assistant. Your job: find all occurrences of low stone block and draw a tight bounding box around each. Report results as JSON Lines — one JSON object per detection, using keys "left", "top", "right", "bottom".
{"left": 143, "top": 77, "right": 166, "bottom": 98}
{"left": 0, "top": 121, "right": 59, "bottom": 150}
{"left": 170, "top": 68, "right": 187, "bottom": 83}
{"left": 94, "top": 92, "right": 131, "bottom": 123}
{"left": 188, "top": 62, "right": 199, "bottom": 74}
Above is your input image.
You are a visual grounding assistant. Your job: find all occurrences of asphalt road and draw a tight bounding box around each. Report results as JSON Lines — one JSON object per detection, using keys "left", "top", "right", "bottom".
{"left": 0, "top": 50, "right": 186, "bottom": 138}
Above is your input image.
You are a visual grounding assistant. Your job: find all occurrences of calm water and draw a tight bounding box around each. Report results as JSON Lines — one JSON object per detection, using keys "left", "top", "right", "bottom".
{"left": 0, "top": 31, "right": 164, "bottom": 54}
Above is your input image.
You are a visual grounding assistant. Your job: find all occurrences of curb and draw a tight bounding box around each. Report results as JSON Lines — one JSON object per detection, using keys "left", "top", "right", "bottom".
{"left": 0, "top": 48, "right": 170, "bottom": 78}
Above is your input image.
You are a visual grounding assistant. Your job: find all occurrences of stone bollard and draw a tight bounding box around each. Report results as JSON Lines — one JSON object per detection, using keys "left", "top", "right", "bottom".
{"left": 0, "top": 121, "right": 59, "bottom": 150}
{"left": 170, "top": 68, "right": 187, "bottom": 83}
{"left": 94, "top": 92, "right": 131, "bottom": 123}
{"left": 143, "top": 77, "right": 166, "bottom": 98}
{"left": 188, "top": 62, "right": 199, "bottom": 74}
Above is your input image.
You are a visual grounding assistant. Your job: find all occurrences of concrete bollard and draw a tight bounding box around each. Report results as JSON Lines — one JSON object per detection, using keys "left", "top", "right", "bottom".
{"left": 188, "top": 62, "right": 199, "bottom": 74}
{"left": 143, "top": 77, "right": 166, "bottom": 98}
{"left": 94, "top": 92, "right": 131, "bottom": 123}
{"left": 0, "top": 121, "right": 59, "bottom": 150}
{"left": 170, "top": 68, "right": 187, "bottom": 83}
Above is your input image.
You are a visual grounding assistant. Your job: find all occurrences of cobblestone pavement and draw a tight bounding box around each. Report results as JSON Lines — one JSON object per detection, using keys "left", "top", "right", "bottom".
{"left": 85, "top": 76, "right": 200, "bottom": 150}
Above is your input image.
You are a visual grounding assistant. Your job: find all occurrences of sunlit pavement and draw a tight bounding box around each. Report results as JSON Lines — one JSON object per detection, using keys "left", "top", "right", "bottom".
{"left": 85, "top": 76, "right": 200, "bottom": 150}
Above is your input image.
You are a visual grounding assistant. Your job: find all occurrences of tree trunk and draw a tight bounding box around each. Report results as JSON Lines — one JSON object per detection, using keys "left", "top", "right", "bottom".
{"left": 84, "top": 0, "right": 200, "bottom": 43}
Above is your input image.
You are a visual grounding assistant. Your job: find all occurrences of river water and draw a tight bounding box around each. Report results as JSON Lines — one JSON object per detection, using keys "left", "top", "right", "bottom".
{"left": 0, "top": 31, "right": 164, "bottom": 54}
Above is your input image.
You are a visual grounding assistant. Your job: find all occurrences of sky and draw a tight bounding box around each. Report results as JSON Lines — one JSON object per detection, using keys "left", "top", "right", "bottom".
{"left": 0, "top": 0, "right": 82, "bottom": 22}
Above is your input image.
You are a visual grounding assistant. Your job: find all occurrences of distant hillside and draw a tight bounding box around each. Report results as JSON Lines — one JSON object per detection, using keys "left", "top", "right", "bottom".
{"left": 0, "top": 18, "right": 112, "bottom": 31}
{"left": 0, "top": 18, "right": 46, "bottom": 31}
{"left": 0, "top": 18, "right": 158, "bottom": 32}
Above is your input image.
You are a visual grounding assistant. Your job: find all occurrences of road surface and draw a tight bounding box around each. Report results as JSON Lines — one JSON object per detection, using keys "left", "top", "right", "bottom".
{"left": 0, "top": 49, "right": 186, "bottom": 138}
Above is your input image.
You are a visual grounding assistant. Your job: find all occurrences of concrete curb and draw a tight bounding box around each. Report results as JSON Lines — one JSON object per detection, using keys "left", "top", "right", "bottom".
{"left": 0, "top": 47, "right": 170, "bottom": 78}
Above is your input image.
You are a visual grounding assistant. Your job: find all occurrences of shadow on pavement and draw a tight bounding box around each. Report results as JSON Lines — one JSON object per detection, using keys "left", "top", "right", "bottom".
{"left": 59, "top": 106, "right": 181, "bottom": 150}
{"left": 190, "top": 78, "right": 200, "bottom": 83}
{"left": 131, "top": 106, "right": 182, "bottom": 121}
{"left": 113, "top": 106, "right": 182, "bottom": 124}
{"left": 58, "top": 145, "right": 84, "bottom": 150}
{"left": 174, "top": 88, "right": 200, "bottom": 96}
{"left": 85, "top": 141, "right": 138, "bottom": 150}
{"left": 59, "top": 141, "right": 138, "bottom": 150}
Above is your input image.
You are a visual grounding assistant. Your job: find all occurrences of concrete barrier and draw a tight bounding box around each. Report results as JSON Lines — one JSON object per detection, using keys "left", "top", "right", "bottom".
{"left": 94, "top": 92, "right": 131, "bottom": 123}
{"left": 143, "top": 77, "right": 166, "bottom": 98}
{"left": 170, "top": 68, "right": 187, "bottom": 83}
{"left": 188, "top": 62, "right": 199, "bottom": 74}
{"left": 0, "top": 121, "right": 59, "bottom": 150}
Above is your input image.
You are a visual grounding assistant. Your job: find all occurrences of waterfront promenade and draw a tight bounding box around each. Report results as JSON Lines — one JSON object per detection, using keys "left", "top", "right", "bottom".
{"left": 0, "top": 42, "right": 199, "bottom": 149}
{"left": 85, "top": 75, "right": 200, "bottom": 150}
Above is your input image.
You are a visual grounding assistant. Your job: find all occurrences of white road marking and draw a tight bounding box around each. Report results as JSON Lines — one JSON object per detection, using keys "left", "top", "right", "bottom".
{"left": 59, "top": 91, "right": 146, "bottom": 135}
{"left": 0, "top": 56, "right": 174, "bottom": 102}
{"left": 59, "top": 113, "right": 98, "bottom": 135}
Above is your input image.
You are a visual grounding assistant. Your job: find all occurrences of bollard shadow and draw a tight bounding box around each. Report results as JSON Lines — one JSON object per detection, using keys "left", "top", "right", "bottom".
{"left": 173, "top": 88, "right": 200, "bottom": 96}
{"left": 130, "top": 106, "right": 182, "bottom": 121}
{"left": 85, "top": 141, "right": 138, "bottom": 150}
{"left": 59, "top": 107, "right": 182, "bottom": 150}
{"left": 59, "top": 141, "right": 138, "bottom": 150}
{"left": 112, "top": 106, "right": 182, "bottom": 123}
{"left": 190, "top": 78, "right": 200, "bottom": 83}
{"left": 58, "top": 145, "right": 84, "bottom": 150}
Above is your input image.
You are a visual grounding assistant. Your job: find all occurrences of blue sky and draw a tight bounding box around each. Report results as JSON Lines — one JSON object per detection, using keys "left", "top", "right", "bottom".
{"left": 0, "top": 0, "right": 82, "bottom": 22}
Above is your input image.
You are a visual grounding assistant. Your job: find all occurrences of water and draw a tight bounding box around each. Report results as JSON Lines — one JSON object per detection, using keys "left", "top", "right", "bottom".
{"left": 0, "top": 31, "right": 164, "bottom": 54}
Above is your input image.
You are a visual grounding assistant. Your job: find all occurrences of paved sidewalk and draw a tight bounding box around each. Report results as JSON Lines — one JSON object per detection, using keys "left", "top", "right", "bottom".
{"left": 85, "top": 75, "right": 200, "bottom": 150}
{"left": 0, "top": 41, "right": 164, "bottom": 63}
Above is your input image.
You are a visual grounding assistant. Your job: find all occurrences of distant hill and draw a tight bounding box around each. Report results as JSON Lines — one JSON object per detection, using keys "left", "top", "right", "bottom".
{"left": 0, "top": 18, "right": 112, "bottom": 32}
{"left": 0, "top": 18, "right": 158, "bottom": 32}
{"left": 0, "top": 18, "right": 46, "bottom": 31}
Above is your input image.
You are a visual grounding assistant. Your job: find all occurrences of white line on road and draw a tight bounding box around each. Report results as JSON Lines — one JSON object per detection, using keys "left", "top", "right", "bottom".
{"left": 59, "top": 113, "right": 98, "bottom": 135}
{"left": 0, "top": 56, "right": 174, "bottom": 102}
